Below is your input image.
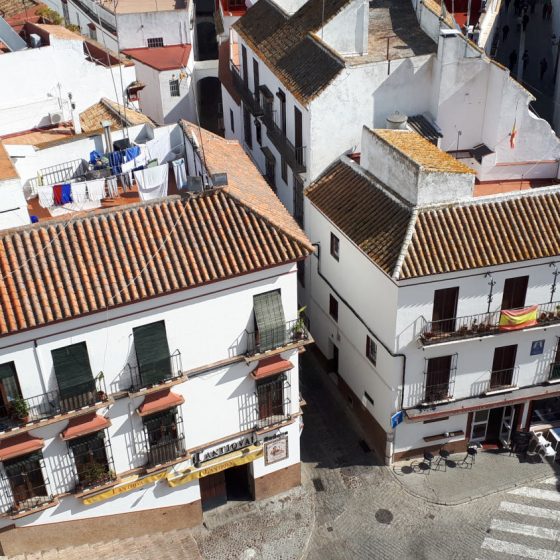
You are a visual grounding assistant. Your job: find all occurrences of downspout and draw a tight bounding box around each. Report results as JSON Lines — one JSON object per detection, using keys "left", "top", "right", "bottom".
{"left": 311, "top": 242, "right": 407, "bottom": 464}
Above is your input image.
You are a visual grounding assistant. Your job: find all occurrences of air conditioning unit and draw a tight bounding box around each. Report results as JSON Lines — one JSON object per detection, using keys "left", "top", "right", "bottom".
{"left": 29, "top": 34, "right": 41, "bottom": 48}
{"left": 49, "top": 111, "right": 64, "bottom": 125}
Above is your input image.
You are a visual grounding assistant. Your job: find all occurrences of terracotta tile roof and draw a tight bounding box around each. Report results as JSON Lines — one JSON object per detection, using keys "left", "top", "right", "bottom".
{"left": 400, "top": 188, "right": 560, "bottom": 278}
{"left": 122, "top": 45, "right": 191, "bottom": 71}
{"left": 181, "top": 121, "right": 313, "bottom": 252}
{"left": 307, "top": 157, "right": 560, "bottom": 280}
{"left": 0, "top": 180, "right": 311, "bottom": 337}
{"left": 306, "top": 159, "right": 413, "bottom": 275}
{"left": 0, "top": 0, "right": 37, "bottom": 19}
{"left": 370, "top": 129, "right": 475, "bottom": 174}
{"left": 233, "top": 0, "right": 345, "bottom": 104}
{"left": 80, "top": 98, "right": 154, "bottom": 133}
{"left": 0, "top": 142, "right": 18, "bottom": 181}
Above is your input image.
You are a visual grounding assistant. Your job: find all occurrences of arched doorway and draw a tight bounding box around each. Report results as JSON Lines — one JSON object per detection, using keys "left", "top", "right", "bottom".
{"left": 197, "top": 77, "right": 223, "bottom": 135}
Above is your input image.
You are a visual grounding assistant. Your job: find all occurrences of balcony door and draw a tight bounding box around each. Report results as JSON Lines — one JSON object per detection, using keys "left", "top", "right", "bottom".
{"left": 431, "top": 287, "right": 459, "bottom": 333}
{"left": 252, "top": 59, "right": 259, "bottom": 96}
{"left": 490, "top": 344, "right": 517, "bottom": 389}
{"left": 133, "top": 321, "right": 171, "bottom": 387}
{"left": 552, "top": 338, "right": 560, "bottom": 381}
{"left": 277, "top": 89, "right": 286, "bottom": 134}
{"left": 51, "top": 342, "right": 95, "bottom": 410}
{"left": 241, "top": 45, "right": 248, "bottom": 86}
{"left": 257, "top": 375, "right": 284, "bottom": 423}
{"left": 501, "top": 276, "right": 528, "bottom": 310}
{"left": 0, "top": 362, "right": 22, "bottom": 419}
{"left": 424, "top": 355, "right": 453, "bottom": 403}
{"left": 294, "top": 107, "right": 303, "bottom": 166}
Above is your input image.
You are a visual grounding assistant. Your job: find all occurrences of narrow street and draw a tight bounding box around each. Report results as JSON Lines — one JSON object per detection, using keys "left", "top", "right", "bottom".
{"left": 494, "top": 0, "right": 558, "bottom": 122}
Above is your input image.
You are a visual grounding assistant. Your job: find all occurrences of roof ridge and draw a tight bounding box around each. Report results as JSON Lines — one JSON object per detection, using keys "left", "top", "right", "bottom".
{"left": 416, "top": 182, "right": 560, "bottom": 212}
{"left": 392, "top": 209, "right": 419, "bottom": 280}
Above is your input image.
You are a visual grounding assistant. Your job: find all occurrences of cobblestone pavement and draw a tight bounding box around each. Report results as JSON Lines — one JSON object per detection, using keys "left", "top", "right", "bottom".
{"left": 7, "top": 348, "right": 559, "bottom": 559}
{"left": 477, "top": 476, "right": 560, "bottom": 558}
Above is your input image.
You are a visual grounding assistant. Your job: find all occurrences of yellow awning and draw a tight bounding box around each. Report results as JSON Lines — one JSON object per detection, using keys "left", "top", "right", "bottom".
{"left": 167, "top": 445, "right": 263, "bottom": 488}
{"left": 82, "top": 471, "right": 167, "bottom": 505}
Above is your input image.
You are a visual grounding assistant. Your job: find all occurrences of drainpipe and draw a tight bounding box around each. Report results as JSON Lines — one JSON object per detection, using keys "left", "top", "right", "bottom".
{"left": 101, "top": 120, "right": 113, "bottom": 153}
{"left": 32, "top": 340, "right": 48, "bottom": 395}
{"left": 311, "top": 242, "right": 407, "bottom": 465}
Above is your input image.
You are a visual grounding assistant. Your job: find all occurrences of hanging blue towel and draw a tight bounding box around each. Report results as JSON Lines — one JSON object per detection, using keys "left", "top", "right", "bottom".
{"left": 125, "top": 146, "right": 140, "bottom": 161}
{"left": 107, "top": 150, "right": 125, "bottom": 175}
{"left": 89, "top": 150, "right": 101, "bottom": 165}
{"left": 61, "top": 183, "right": 72, "bottom": 204}
{"left": 30, "top": 215, "right": 39, "bottom": 223}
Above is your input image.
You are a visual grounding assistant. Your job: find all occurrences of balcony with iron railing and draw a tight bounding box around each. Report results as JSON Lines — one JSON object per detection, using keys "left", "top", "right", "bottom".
{"left": 69, "top": 434, "right": 116, "bottom": 493}
{"left": 487, "top": 366, "right": 519, "bottom": 392}
{"left": 146, "top": 436, "right": 187, "bottom": 468}
{"left": 230, "top": 62, "right": 263, "bottom": 117}
{"left": 261, "top": 108, "right": 306, "bottom": 173}
{"left": 4, "top": 376, "right": 109, "bottom": 431}
{"left": 421, "top": 372, "right": 456, "bottom": 405}
{"left": 125, "top": 351, "right": 183, "bottom": 394}
{"left": 419, "top": 301, "right": 560, "bottom": 346}
{"left": 246, "top": 317, "right": 312, "bottom": 357}
{"left": 548, "top": 362, "right": 560, "bottom": 382}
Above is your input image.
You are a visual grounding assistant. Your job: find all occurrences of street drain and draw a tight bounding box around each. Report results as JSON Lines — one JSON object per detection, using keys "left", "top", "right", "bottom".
{"left": 359, "top": 440, "right": 371, "bottom": 453}
{"left": 312, "top": 478, "right": 325, "bottom": 492}
{"left": 375, "top": 509, "right": 393, "bottom": 524}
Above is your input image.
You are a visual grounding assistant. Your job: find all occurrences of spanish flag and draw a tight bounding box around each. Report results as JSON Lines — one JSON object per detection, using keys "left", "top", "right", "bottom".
{"left": 510, "top": 117, "right": 517, "bottom": 149}
{"left": 499, "top": 304, "right": 538, "bottom": 331}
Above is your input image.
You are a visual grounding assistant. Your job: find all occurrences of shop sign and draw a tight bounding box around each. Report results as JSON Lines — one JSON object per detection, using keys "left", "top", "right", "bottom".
{"left": 391, "top": 410, "right": 404, "bottom": 429}
{"left": 195, "top": 434, "right": 256, "bottom": 465}
{"left": 264, "top": 434, "right": 288, "bottom": 465}
{"left": 167, "top": 445, "right": 263, "bottom": 488}
{"left": 82, "top": 471, "right": 167, "bottom": 505}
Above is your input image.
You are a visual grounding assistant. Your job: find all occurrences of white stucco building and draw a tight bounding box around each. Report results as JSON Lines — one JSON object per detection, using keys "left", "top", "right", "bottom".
{"left": 222, "top": 0, "right": 560, "bottom": 225}
{"left": 0, "top": 23, "right": 137, "bottom": 137}
{"left": 305, "top": 125, "right": 560, "bottom": 463}
{"left": 0, "top": 123, "right": 312, "bottom": 555}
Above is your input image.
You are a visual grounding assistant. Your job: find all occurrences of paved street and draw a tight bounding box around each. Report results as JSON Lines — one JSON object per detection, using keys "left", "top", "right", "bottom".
{"left": 7, "top": 348, "right": 560, "bottom": 560}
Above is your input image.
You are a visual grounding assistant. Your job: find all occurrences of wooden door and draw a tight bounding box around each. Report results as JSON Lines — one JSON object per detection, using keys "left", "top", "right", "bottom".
{"left": 501, "top": 276, "right": 528, "bottom": 310}
{"left": 199, "top": 472, "right": 227, "bottom": 511}
{"left": 294, "top": 107, "right": 302, "bottom": 149}
{"left": 241, "top": 45, "right": 248, "bottom": 85}
{"left": 425, "top": 356, "right": 452, "bottom": 402}
{"left": 431, "top": 287, "right": 459, "bottom": 332}
{"left": 490, "top": 345, "right": 517, "bottom": 389}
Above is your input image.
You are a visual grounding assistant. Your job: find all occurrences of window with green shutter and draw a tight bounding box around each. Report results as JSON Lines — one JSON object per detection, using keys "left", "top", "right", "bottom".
{"left": 132, "top": 321, "right": 171, "bottom": 386}
{"left": 51, "top": 343, "right": 94, "bottom": 399}
{"left": 253, "top": 290, "right": 287, "bottom": 352}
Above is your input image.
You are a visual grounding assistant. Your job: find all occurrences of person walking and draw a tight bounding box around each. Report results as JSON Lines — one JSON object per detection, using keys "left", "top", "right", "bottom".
{"left": 543, "top": 0, "right": 549, "bottom": 19}
{"left": 502, "top": 24, "right": 510, "bottom": 40}
{"left": 540, "top": 57, "right": 548, "bottom": 80}
{"left": 530, "top": 0, "right": 536, "bottom": 13}
{"left": 509, "top": 49, "right": 518, "bottom": 70}
{"left": 515, "top": 0, "right": 521, "bottom": 14}
{"left": 522, "top": 49, "right": 529, "bottom": 71}
{"left": 522, "top": 13, "right": 530, "bottom": 30}
{"left": 505, "top": 0, "right": 512, "bottom": 11}
{"left": 546, "top": 2, "right": 553, "bottom": 19}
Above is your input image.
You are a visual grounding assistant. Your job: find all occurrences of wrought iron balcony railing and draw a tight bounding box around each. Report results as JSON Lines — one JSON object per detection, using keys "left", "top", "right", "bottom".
{"left": 246, "top": 317, "right": 311, "bottom": 356}
{"left": 126, "top": 351, "right": 183, "bottom": 393}
{"left": 9, "top": 377, "right": 108, "bottom": 426}
{"left": 261, "top": 108, "right": 306, "bottom": 173}
{"left": 422, "top": 380, "right": 455, "bottom": 404}
{"left": 230, "top": 62, "right": 264, "bottom": 116}
{"left": 549, "top": 362, "right": 560, "bottom": 382}
{"left": 146, "top": 436, "right": 187, "bottom": 468}
{"left": 487, "top": 366, "right": 519, "bottom": 392}
{"left": 420, "top": 301, "right": 560, "bottom": 345}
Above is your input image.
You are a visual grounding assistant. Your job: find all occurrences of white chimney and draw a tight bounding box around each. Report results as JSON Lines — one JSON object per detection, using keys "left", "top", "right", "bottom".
{"left": 386, "top": 112, "right": 408, "bottom": 130}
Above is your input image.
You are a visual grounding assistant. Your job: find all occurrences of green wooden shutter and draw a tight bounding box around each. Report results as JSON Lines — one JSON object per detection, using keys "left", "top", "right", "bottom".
{"left": 0, "top": 362, "right": 16, "bottom": 381}
{"left": 253, "top": 291, "right": 286, "bottom": 352}
{"left": 51, "top": 342, "right": 94, "bottom": 398}
{"left": 133, "top": 321, "right": 171, "bottom": 386}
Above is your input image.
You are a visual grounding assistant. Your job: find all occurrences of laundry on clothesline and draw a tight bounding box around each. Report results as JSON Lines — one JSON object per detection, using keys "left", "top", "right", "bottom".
{"left": 134, "top": 164, "right": 169, "bottom": 201}
{"left": 172, "top": 158, "right": 187, "bottom": 189}
{"left": 86, "top": 179, "right": 106, "bottom": 202}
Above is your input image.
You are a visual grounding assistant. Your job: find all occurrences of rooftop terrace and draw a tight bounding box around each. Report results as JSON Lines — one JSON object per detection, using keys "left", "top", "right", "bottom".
{"left": 98, "top": 0, "right": 186, "bottom": 15}
{"left": 345, "top": 0, "right": 436, "bottom": 65}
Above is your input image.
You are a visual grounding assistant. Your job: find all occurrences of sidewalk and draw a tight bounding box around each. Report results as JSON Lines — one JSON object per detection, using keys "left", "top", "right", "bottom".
{"left": 392, "top": 447, "right": 560, "bottom": 505}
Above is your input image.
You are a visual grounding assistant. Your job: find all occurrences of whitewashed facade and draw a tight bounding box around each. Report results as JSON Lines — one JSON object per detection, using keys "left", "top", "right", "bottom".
{"left": 0, "top": 124, "right": 311, "bottom": 555}
{"left": 305, "top": 126, "right": 560, "bottom": 464}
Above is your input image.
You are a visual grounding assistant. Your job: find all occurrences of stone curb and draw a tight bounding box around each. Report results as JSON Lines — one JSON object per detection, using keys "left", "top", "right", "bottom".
{"left": 387, "top": 464, "right": 558, "bottom": 506}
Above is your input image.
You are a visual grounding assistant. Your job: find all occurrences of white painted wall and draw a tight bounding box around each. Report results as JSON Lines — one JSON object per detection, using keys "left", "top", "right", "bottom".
{"left": 0, "top": 178, "right": 31, "bottom": 230}
{"left": 319, "top": 0, "right": 368, "bottom": 57}
{"left": 0, "top": 260, "right": 302, "bottom": 526}
{"left": 0, "top": 41, "right": 137, "bottom": 136}
{"left": 134, "top": 52, "right": 196, "bottom": 125}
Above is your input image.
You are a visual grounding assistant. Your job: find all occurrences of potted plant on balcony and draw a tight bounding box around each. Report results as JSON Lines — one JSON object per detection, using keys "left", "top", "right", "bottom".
{"left": 11, "top": 398, "right": 29, "bottom": 423}
{"left": 292, "top": 306, "right": 307, "bottom": 341}
{"left": 81, "top": 462, "right": 109, "bottom": 489}
{"left": 95, "top": 372, "right": 106, "bottom": 402}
